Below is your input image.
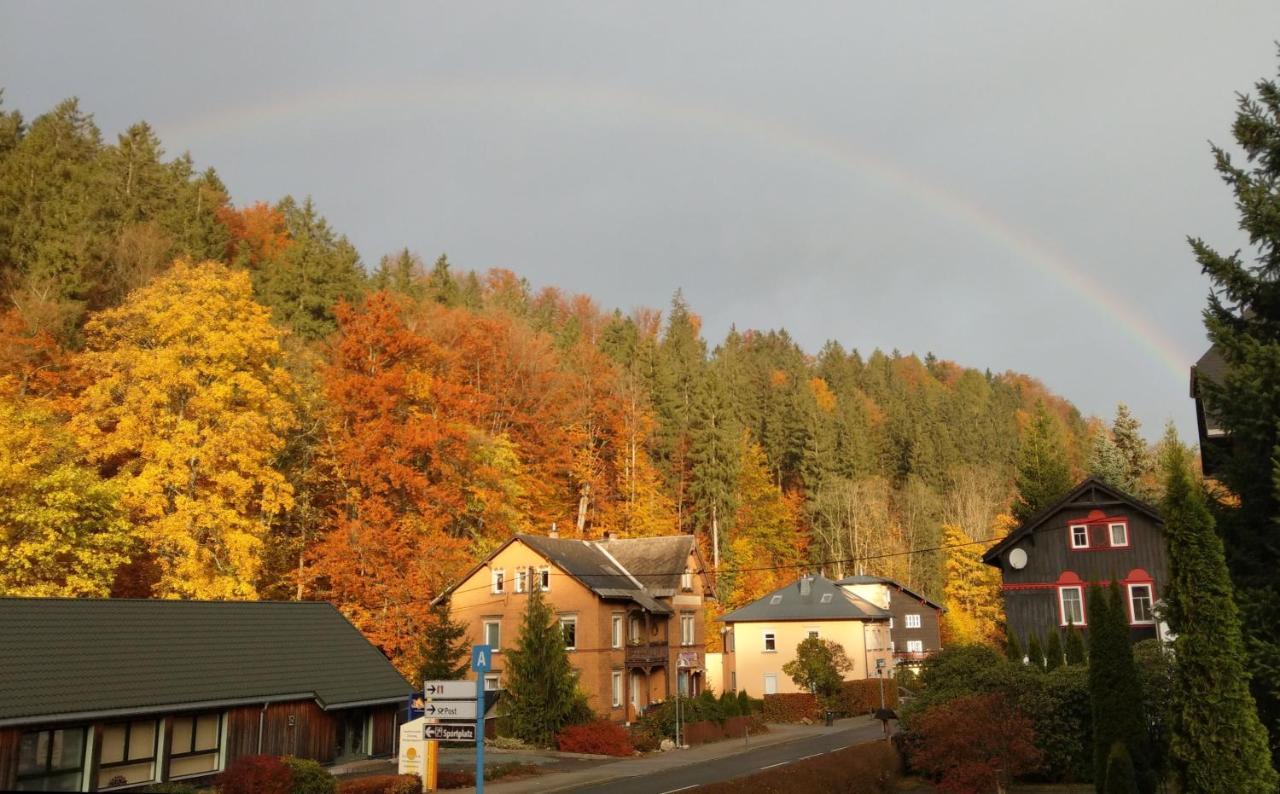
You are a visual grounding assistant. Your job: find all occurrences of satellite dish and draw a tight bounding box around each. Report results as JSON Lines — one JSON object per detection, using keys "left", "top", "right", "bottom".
{"left": 1009, "top": 548, "right": 1028, "bottom": 570}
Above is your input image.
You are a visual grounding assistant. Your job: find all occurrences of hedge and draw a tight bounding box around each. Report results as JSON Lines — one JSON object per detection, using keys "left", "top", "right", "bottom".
{"left": 762, "top": 693, "right": 819, "bottom": 723}
{"left": 682, "top": 715, "right": 766, "bottom": 746}
{"left": 696, "top": 739, "right": 902, "bottom": 793}
{"left": 836, "top": 679, "right": 898, "bottom": 714}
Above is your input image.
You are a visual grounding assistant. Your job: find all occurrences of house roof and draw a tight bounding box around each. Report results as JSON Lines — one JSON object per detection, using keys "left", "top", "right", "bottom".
{"left": 716, "top": 575, "right": 890, "bottom": 623}
{"left": 1189, "top": 344, "right": 1227, "bottom": 399}
{"left": 981, "top": 477, "right": 1162, "bottom": 566}
{"left": 834, "top": 575, "right": 946, "bottom": 611}
{"left": 597, "top": 535, "right": 698, "bottom": 595}
{"left": 0, "top": 598, "right": 412, "bottom": 728}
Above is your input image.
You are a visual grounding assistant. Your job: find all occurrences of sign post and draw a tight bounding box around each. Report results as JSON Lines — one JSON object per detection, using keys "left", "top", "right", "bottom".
{"left": 471, "top": 645, "right": 491, "bottom": 794}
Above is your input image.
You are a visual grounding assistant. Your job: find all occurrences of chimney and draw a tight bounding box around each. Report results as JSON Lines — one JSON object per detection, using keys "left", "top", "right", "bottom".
{"left": 799, "top": 576, "right": 812, "bottom": 597}
{"left": 549, "top": 523, "right": 558, "bottom": 539}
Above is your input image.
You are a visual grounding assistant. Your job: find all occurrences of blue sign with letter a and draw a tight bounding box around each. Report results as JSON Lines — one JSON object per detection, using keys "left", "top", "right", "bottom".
{"left": 471, "top": 645, "right": 492, "bottom": 672}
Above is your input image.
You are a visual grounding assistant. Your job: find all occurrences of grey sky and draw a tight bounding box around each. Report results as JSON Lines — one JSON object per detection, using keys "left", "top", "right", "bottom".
{"left": 4, "top": 2, "right": 1279, "bottom": 441}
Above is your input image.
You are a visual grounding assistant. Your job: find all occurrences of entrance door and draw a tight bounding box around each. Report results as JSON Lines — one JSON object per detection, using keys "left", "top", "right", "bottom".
{"left": 336, "top": 710, "right": 368, "bottom": 760}
{"left": 763, "top": 674, "right": 778, "bottom": 695}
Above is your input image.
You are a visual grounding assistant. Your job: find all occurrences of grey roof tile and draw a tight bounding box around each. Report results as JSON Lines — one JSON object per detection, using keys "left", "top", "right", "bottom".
{"left": 716, "top": 575, "right": 890, "bottom": 623}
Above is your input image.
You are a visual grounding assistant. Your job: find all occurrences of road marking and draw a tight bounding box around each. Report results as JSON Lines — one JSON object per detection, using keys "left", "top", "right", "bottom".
{"left": 759, "top": 761, "right": 788, "bottom": 770}
{"left": 660, "top": 787, "right": 697, "bottom": 794}
{"left": 800, "top": 753, "right": 821, "bottom": 760}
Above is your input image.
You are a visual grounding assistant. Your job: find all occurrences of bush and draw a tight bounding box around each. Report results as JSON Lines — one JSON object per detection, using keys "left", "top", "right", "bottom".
{"left": 217, "top": 754, "right": 293, "bottom": 794}
{"left": 337, "top": 776, "right": 421, "bottom": 794}
{"left": 908, "top": 692, "right": 1043, "bottom": 794}
{"left": 696, "top": 739, "right": 901, "bottom": 793}
{"left": 555, "top": 719, "right": 635, "bottom": 756}
{"left": 284, "top": 756, "right": 336, "bottom": 794}
{"left": 835, "top": 678, "right": 898, "bottom": 715}
{"left": 141, "top": 784, "right": 198, "bottom": 794}
{"left": 761, "top": 692, "right": 818, "bottom": 723}
{"left": 630, "top": 722, "right": 663, "bottom": 752}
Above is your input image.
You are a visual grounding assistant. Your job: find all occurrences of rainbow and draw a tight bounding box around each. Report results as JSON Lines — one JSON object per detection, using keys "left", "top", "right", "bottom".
{"left": 158, "top": 78, "right": 1193, "bottom": 380}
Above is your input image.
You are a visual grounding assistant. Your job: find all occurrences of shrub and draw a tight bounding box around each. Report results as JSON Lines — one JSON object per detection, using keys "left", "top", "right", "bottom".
{"left": 908, "top": 692, "right": 1043, "bottom": 794}
{"left": 761, "top": 692, "right": 818, "bottom": 723}
{"left": 337, "top": 776, "right": 421, "bottom": 794}
{"left": 555, "top": 719, "right": 635, "bottom": 756}
{"left": 217, "top": 754, "right": 293, "bottom": 794}
{"left": 835, "top": 678, "right": 898, "bottom": 715}
{"left": 284, "top": 756, "right": 336, "bottom": 794}
{"left": 630, "top": 722, "right": 663, "bottom": 752}
{"left": 141, "top": 784, "right": 198, "bottom": 794}
{"left": 737, "top": 689, "right": 751, "bottom": 714}
{"left": 696, "top": 739, "right": 901, "bottom": 793}
{"left": 718, "top": 689, "right": 741, "bottom": 717}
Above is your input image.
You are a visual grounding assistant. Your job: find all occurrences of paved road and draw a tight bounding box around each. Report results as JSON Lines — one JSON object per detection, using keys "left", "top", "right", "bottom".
{"left": 567, "top": 719, "right": 888, "bottom": 794}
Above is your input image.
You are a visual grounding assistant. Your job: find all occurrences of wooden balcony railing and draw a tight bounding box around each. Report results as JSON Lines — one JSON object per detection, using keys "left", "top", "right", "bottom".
{"left": 893, "top": 650, "right": 932, "bottom": 663}
{"left": 626, "top": 641, "right": 669, "bottom": 667}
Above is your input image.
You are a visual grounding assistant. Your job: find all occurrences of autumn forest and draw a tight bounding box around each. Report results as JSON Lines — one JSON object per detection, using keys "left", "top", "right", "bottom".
{"left": 0, "top": 96, "right": 1161, "bottom": 673}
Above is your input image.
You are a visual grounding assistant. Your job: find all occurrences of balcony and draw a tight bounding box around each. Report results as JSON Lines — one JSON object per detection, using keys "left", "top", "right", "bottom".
{"left": 893, "top": 650, "right": 932, "bottom": 664}
{"left": 626, "top": 641, "right": 669, "bottom": 667}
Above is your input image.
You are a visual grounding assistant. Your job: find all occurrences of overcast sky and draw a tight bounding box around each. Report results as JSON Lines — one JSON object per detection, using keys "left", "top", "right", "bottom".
{"left": 5, "top": 2, "right": 1279, "bottom": 441}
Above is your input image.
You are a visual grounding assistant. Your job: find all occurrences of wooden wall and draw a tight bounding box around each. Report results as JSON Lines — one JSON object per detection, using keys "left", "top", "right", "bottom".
{"left": 886, "top": 590, "right": 943, "bottom": 653}
{"left": 0, "top": 728, "right": 18, "bottom": 790}
{"left": 226, "top": 700, "right": 337, "bottom": 764}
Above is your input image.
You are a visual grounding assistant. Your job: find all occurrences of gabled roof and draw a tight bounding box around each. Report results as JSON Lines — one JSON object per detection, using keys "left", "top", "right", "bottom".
{"left": 0, "top": 598, "right": 412, "bottom": 728}
{"left": 981, "top": 477, "right": 1162, "bottom": 566}
{"left": 716, "top": 575, "right": 890, "bottom": 623}
{"left": 834, "top": 575, "right": 946, "bottom": 612}
{"left": 597, "top": 535, "right": 699, "bottom": 595}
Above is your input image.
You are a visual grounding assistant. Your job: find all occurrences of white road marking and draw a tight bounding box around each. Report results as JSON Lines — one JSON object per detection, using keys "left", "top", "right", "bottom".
{"left": 759, "top": 761, "right": 788, "bottom": 770}
{"left": 660, "top": 787, "right": 697, "bottom": 794}
{"left": 800, "top": 753, "right": 821, "bottom": 760}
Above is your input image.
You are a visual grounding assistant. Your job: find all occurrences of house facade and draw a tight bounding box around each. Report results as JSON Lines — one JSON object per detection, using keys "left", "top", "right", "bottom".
{"left": 437, "top": 530, "right": 712, "bottom": 723}
{"left": 0, "top": 599, "right": 411, "bottom": 792}
{"left": 1190, "top": 343, "right": 1230, "bottom": 476}
{"left": 717, "top": 575, "right": 893, "bottom": 697}
{"left": 981, "top": 477, "right": 1170, "bottom": 648}
{"left": 836, "top": 575, "right": 945, "bottom": 667}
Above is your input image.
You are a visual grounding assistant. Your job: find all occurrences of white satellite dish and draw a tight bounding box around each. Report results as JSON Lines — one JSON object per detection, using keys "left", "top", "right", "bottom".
{"left": 1009, "top": 548, "right": 1028, "bottom": 569}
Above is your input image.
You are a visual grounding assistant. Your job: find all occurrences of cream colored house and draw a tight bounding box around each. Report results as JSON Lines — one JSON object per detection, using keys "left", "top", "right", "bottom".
{"left": 717, "top": 575, "right": 892, "bottom": 696}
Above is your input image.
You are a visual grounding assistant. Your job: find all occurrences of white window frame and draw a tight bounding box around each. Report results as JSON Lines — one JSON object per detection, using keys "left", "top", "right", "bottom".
{"left": 888, "top": 617, "right": 894, "bottom": 629}
{"left": 560, "top": 615, "right": 577, "bottom": 651}
{"left": 1109, "top": 522, "right": 1130, "bottom": 548}
{"left": 730, "top": 671, "right": 737, "bottom": 691}
{"left": 515, "top": 568, "right": 527, "bottom": 593}
{"left": 1128, "top": 583, "right": 1155, "bottom": 625}
{"left": 906, "top": 640, "right": 924, "bottom": 654}
{"left": 905, "top": 614, "right": 921, "bottom": 629}
{"left": 1069, "top": 524, "right": 1089, "bottom": 549}
{"left": 611, "top": 615, "right": 623, "bottom": 649}
{"left": 763, "top": 631, "right": 776, "bottom": 652}
{"left": 491, "top": 568, "right": 505, "bottom": 594}
{"left": 763, "top": 673, "right": 778, "bottom": 695}
{"left": 681, "top": 614, "right": 695, "bottom": 646}
{"left": 1059, "top": 585, "right": 1086, "bottom": 626}
{"left": 681, "top": 571, "right": 693, "bottom": 591}
{"left": 484, "top": 674, "right": 500, "bottom": 691}
{"left": 726, "top": 628, "right": 735, "bottom": 653}
{"left": 539, "top": 566, "right": 551, "bottom": 591}
{"left": 483, "top": 619, "right": 501, "bottom": 652}
{"left": 611, "top": 671, "right": 623, "bottom": 708}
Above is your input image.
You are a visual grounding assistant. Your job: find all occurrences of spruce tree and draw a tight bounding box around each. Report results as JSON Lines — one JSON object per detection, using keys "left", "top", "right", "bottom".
{"left": 1160, "top": 433, "right": 1277, "bottom": 791}
{"left": 415, "top": 600, "right": 469, "bottom": 682}
{"left": 1045, "top": 628, "right": 1064, "bottom": 672}
{"left": 1189, "top": 52, "right": 1280, "bottom": 764}
{"left": 1087, "top": 426, "right": 1130, "bottom": 492}
{"left": 500, "top": 584, "right": 583, "bottom": 746}
{"left": 1006, "top": 630, "right": 1023, "bottom": 663}
{"left": 1110, "top": 404, "right": 1149, "bottom": 495}
{"left": 1064, "top": 621, "right": 1086, "bottom": 666}
{"left": 1027, "top": 633, "right": 1045, "bottom": 670}
{"left": 688, "top": 364, "right": 741, "bottom": 574}
{"left": 1012, "top": 400, "right": 1074, "bottom": 522}
{"left": 1088, "top": 584, "right": 1154, "bottom": 793}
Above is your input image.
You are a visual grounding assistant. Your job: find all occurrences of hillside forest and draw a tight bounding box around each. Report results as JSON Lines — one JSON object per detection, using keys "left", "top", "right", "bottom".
{"left": 0, "top": 95, "right": 1166, "bottom": 672}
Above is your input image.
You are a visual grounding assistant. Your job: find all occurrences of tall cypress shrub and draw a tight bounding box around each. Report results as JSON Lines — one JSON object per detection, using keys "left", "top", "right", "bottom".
{"left": 1045, "top": 629, "right": 1064, "bottom": 672}
{"left": 500, "top": 584, "right": 583, "bottom": 746}
{"left": 1088, "top": 584, "right": 1154, "bottom": 793}
{"left": 1064, "top": 621, "right": 1086, "bottom": 666}
{"left": 1027, "top": 633, "right": 1045, "bottom": 670}
{"left": 1006, "top": 631, "right": 1023, "bottom": 663}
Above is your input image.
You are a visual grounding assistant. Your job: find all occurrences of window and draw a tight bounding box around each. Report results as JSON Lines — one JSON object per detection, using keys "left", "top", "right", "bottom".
{"left": 678, "top": 670, "right": 691, "bottom": 696}
{"left": 763, "top": 673, "right": 778, "bottom": 695}
{"left": 99, "top": 719, "right": 159, "bottom": 789}
{"left": 484, "top": 619, "right": 501, "bottom": 651}
{"left": 730, "top": 671, "right": 737, "bottom": 691}
{"left": 16, "top": 727, "right": 85, "bottom": 792}
{"left": 681, "top": 571, "right": 693, "bottom": 591}
{"left": 1110, "top": 523, "right": 1129, "bottom": 548}
{"left": 560, "top": 616, "right": 577, "bottom": 650}
{"left": 905, "top": 614, "right": 921, "bottom": 629}
{"left": 629, "top": 614, "right": 643, "bottom": 643}
{"left": 1129, "top": 583, "right": 1155, "bottom": 624}
{"left": 1059, "top": 586, "right": 1086, "bottom": 626}
{"left": 612, "top": 615, "right": 623, "bottom": 648}
{"left": 769, "top": 595, "right": 782, "bottom": 605}
{"left": 820, "top": 593, "right": 832, "bottom": 603}
{"left": 491, "top": 568, "right": 505, "bottom": 594}
{"left": 889, "top": 617, "right": 894, "bottom": 629}
{"left": 539, "top": 567, "right": 551, "bottom": 591}
{"left": 763, "top": 631, "right": 776, "bottom": 652}
{"left": 681, "top": 614, "right": 695, "bottom": 646}
{"left": 906, "top": 640, "right": 924, "bottom": 654}
{"left": 169, "top": 713, "right": 223, "bottom": 779}
{"left": 611, "top": 672, "right": 623, "bottom": 707}
{"left": 515, "top": 567, "right": 527, "bottom": 593}
{"left": 726, "top": 628, "right": 735, "bottom": 652}
{"left": 807, "top": 629, "right": 819, "bottom": 640}
{"left": 1070, "top": 524, "right": 1089, "bottom": 549}
{"left": 484, "top": 674, "right": 500, "bottom": 691}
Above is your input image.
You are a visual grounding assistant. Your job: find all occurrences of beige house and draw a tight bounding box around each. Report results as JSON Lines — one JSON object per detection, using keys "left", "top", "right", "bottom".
{"left": 717, "top": 574, "right": 892, "bottom": 696}
{"left": 436, "top": 530, "right": 713, "bottom": 723}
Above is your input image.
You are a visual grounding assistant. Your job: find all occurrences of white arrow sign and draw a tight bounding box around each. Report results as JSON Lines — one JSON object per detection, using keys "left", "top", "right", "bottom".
{"left": 423, "top": 680, "right": 475, "bottom": 700}
{"left": 421, "top": 700, "right": 478, "bottom": 720}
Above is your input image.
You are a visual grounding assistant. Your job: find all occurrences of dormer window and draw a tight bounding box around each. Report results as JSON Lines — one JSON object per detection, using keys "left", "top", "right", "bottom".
{"left": 820, "top": 594, "right": 833, "bottom": 604}
{"left": 1069, "top": 525, "right": 1089, "bottom": 549}
{"left": 770, "top": 595, "right": 782, "bottom": 605}
{"left": 1109, "top": 523, "right": 1129, "bottom": 548}
{"left": 681, "top": 571, "right": 693, "bottom": 591}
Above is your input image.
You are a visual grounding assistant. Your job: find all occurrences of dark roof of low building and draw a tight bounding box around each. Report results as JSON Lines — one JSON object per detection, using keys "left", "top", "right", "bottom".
{"left": 1190, "top": 344, "right": 1227, "bottom": 399}
{"left": 0, "top": 598, "right": 412, "bottom": 728}
{"left": 981, "top": 477, "right": 1162, "bottom": 566}
{"left": 834, "top": 575, "right": 946, "bottom": 611}
{"left": 716, "top": 575, "right": 890, "bottom": 623}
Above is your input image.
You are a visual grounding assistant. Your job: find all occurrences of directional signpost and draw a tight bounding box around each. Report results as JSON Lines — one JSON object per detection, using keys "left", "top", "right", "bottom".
{"left": 404, "top": 652, "right": 488, "bottom": 794}
{"left": 471, "top": 645, "right": 491, "bottom": 794}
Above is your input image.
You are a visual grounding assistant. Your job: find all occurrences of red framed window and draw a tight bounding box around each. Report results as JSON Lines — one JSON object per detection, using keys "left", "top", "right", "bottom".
{"left": 1058, "top": 585, "right": 1086, "bottom": 626}
{"left": 1069, "top": 524, "right": 1090, "bottom": 549}
{"left": 1066, "top": 512, "right": 1131, "bottom": 551}
{"left": 1109, "top": 522, "right": 1129, "bottom": 547}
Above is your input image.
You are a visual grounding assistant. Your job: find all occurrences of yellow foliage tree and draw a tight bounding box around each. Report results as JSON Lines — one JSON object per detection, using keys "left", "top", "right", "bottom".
{"left": 940, "top": 519, "right": 1007, "bottom": 647}
{"left": 72, "top": 260, "right": 297, "bottom": 598}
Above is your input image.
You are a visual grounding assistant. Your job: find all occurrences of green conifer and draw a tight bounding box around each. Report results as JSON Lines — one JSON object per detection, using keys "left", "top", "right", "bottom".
{"left": 1045, "top": 629, "right": 1064, "bottom": 672}
{"left": 1006, "top": 630, "right": 1023, "bottom": 662}
{"left": 1064, "top": 620, "right": 1086, "bottom": 666}
{"left": 1027, "top": 633, "right": 1045, "bottom": 670}
{"left": 1088, "top": 584, "right": 1154, "bottom": 793}
{"left": 1012, "top": 400, "right": 1074, "bottom": 522}
{"left": 499, "top": 584, "right": 583, "bottom": 746}
{"left": 1105, "top": 742, "right": 1139, "bottom": 794}
{"left": 415, "top": 600, "right": 469, "bottom": 682}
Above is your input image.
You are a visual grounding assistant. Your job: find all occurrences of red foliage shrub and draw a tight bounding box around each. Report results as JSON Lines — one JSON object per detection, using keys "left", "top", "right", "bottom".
{"left": 555, "top": 719, "right": 635, "bottom": 756}
{"left": 217, "top": 754, "right": 294, "bottom": 794}
{"left": 761, "top": 692, "right": 819, "bottom": 722}
{"left": 837, "top": 678, "right": 898, "bottom": 714}
{"left": 908, "top": 692, "right": 1044, "bottom": 794}
{"left": 697, "top": 739, "right": 902, "bottom": 793}
{"left": 337, "top": 775, "right": 422, "bottom": 794}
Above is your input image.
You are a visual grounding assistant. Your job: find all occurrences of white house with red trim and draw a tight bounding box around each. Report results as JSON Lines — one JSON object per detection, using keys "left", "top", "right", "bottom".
{"left": 982, "top": 478, "right": 1170, "bottom": 647}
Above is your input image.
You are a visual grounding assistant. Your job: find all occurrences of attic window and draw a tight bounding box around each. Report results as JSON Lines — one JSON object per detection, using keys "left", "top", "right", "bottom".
{"left": 820, "top": 594, "right": 833, "bottom": 604}
{"left": 770, "top": 595, "right": 783, "bottom": 605}
{"left": 681, "top": 571, "right": 693, "bottom": 591}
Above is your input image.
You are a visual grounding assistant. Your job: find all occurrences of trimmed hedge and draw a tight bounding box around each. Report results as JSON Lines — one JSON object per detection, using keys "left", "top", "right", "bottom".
{"left": 836, "top": 678, "right": 898, "bottom": 714}
{"left": 555, "top": 719, "right": 635, "bottom": 756}
{"left": 697, "top": 739, "right": 902, "bottom": 793}
{"left": 683, "top": 715, "right": 766, "bottom": 746}
{"left": 337, "top": 776, "right": 421, "bottom": 794}
{"left": 762, "top": 693, "right": 819, "bottom": 723}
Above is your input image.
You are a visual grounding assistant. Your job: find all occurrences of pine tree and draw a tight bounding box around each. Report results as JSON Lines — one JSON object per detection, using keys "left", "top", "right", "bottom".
{"left": 425, "top": 254, "right": 460, "bottom": 306}
{"left": 1012, "top": 400, "right": 1074, "bottom": 522}
{"left": 1064, "top": 621, "right": 1086, "bottom": 665}
{"left": 1088, "top": 584, "right": 1154, "bottom": 794}
{"left": 688, "top": 365, "right": 740, "bottom": 574}
{"left": 1188, "top": 53, "right": 1280, "bottom": 764}
{"left": 416, "top": 600, "right": 469, "bottom": 682}
{"left": 1088, "top": 426, "right": 1130, "bottom": 491}
{"left": 1027, "top": 633, "right": 1045, "bottom": 670}
{"left": 1005, "top": 630, "right": 1023, "bottom": 662}
{"left": 372, "top": 248, "right": 426, "bottom": 300}
{"left": 1110, "top": 404, "right": 1149, "bottom": 494}
{"left": 1045, "top": 629, "right": 1064, "bottom": 672}
{"left": 1160, "top": 432, "right": 1277, "bottom": 791}
{"left": 500, "top": 584, "right": 583, "bottom": 746}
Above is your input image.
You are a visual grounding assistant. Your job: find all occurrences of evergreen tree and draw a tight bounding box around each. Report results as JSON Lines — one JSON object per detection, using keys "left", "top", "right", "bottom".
{"left": 1188, "top": 53, "right": 1280, "bottom": 764}
{"left": 1088, "top": 584, "right": 1154, "bottom": 794}
{"left": 1045, "top": 629, "right": 1064, "bottom": 672}
{"left": 1160, "top": 432, "right": 1277, "bottom": 791}
{"left": 1105, "top": 742, "right": 1139, "bottom": 794}
{"left": 1012, "top": 400, "right": 1074, "bottom": 522}
{"left": 372, "top": 248, "right": 426, "bottom": 300}
{"left": 688, "top": 365, "right": 740, "bottom": 575}
{"left": 425, "top": 254, "right": 460, "bottom": 306}
{"left": 415, "top": 600, "right": 469, "bottom": 682}
{"left": 500, "top": 584, "right": 583, "bottom": 746}
{"left": 1088, "top": 426, "right": 1130, "bottom": 491}
{"left": 1005, "top": 631, "right": 1023, "bottom": 662}
{"left": 1064, "top": 621, "right": 1086, "bottom": 666}
{"left": 1027, "top": 633, "right": 1045, "bottom": 670}
{"left": 1110, "top": 404, "right": 1149, "bottom": 494}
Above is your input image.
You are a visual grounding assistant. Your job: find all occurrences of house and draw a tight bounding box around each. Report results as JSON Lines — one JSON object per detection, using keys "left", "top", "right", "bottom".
{"left": 435, "top": 529, "right": 713, "bottom": 723}
{"left": 981, "top": 477, "right": 1170, "bottom": 647}
{"left": 716, "top": 575, "right": 893, "bottom": 697}
{"left": 1189, "top": 343, "right": 1230, "bottom": 476}
{"left": 0, "top": 598, "right": 412, "bottom": 792}
{"left": 835, "top": 575, "right": 945, "bottom": 667}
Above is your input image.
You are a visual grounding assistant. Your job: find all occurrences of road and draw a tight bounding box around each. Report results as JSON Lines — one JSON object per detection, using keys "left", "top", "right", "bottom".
{"left": 567, "top": 718, "right": 888, "bottom": 794}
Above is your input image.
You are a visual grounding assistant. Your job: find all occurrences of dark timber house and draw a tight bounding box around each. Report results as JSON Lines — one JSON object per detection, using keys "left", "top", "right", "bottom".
{"left": 0, "top": 599, "right": 412, "bottom": 792}
{"left": 981, "top": 478, "right": 1169, "bottom": 648}
{"left": 834, "top": 575, "right": 945, "bottom": 668}
{"left": 1189, "top": 343, "right": 1230, "bottom": 476}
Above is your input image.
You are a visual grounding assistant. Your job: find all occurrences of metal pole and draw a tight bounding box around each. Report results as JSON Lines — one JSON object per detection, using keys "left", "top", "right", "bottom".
{"left": 475, "top": 672, "right": 485, "bottom": 794}
{"left": 877, "top": 668, "right": 885, "bottom": 710}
